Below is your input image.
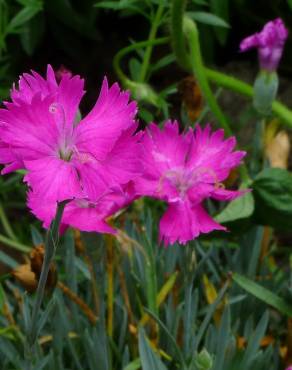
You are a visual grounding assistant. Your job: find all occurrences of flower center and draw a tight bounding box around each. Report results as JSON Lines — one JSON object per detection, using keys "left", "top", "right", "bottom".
{"left": 49, "top": 102, "right": 75, "bottom": 162}
{"left": 158, "top": 167, "right": 223, "bottom": 200}
{"left": 157, "top": 167, "right": 197, "bottom": 200}
{"left": 75, "top": 199, "right": 97, "bottom": 209}
{"left": 58, "top": 147, "right": 74, "bottom": 161}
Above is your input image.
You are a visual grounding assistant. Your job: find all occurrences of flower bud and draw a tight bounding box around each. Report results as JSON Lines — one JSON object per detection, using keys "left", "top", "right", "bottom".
{"left": 240, "top": 18, "right": 288, "bottom": 73}
{"left": 194, "top": 348, "right": 213, "bottom": 370}
{"left": 253, "top": 70, "right": 278, "bottom": 115}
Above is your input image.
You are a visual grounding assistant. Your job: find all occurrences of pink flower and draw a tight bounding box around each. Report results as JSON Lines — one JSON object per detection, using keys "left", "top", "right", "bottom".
{"left": 28, "top": 181, "right": 138, "bottom": 233}
{"left": 240, "top": 18, "right": 288, "bottom": 72}
{"left": 0, "top": 65, "right": 138, "bottom": 202}
{"left": 285, "top": 367, "right": 292, "bottom": 370}
{"left": 137, "top": 121, "right": 246, "bottom": 246}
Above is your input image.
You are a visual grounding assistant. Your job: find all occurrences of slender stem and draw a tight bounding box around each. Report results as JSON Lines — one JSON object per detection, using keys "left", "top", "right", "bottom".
{"left": 138, "top": 2, "right": 165, "bottom": 82}
{"left": 0, "top": 202, "right": 18, "bottom": 241}
{"left": 113, "top": 21, "right": 292, "bottom": 128}
{"left": 114, "top": 36, "right": 292, "bottom": 127}
{"left": 113, "top": 36, "right": 170, "bottom": 86}
{"left": 205, "top": 68, "right": 292, "bottom": 128}
{"left": 183, "top": 17, "right": 232, "bottom": 136}
{"left": 0, "top": 233, "right": 30, "bottom": 252}
{"left": 28, "top": 201, "right": 67, "bottom": 350}
{"left": 106, "top": 235, "right": 114, "bottom": 338}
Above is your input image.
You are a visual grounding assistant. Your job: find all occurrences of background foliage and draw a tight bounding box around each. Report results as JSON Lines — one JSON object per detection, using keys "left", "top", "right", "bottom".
{"left": 0, "top": 0, "right": 292, "bottom": 369}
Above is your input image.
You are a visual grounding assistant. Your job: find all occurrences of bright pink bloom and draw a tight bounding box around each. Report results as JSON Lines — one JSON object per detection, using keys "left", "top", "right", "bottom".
{"left": 28, "top": 181, "right": 138, "bottom": 233}
{"left": 137, "top": 121, "right": 246, "bottom": 246}
{"left": 0, "top": 65, "right": 138, "bottom": 202}
{"left": 240, "top": 18, "right": 288, "bottom": 72}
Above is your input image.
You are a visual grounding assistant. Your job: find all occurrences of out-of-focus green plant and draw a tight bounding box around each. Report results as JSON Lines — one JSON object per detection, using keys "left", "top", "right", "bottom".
{"left": 0, "top": 210, "right": 288, "bottom": 369}
{"left": 0, "top": 0, "right": 291, "bottom": 369}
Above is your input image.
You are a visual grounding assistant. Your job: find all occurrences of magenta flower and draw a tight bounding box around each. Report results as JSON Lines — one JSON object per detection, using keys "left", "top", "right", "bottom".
{"left": 0, "top": 65, "right": 138, "bottom": 202}
{"left": 28, "top": 181, "right": 138, "bottom": 233}
{"left": 240, "top": 18, "right": 288, "bottom": 72}
{"left": 285, "top": 367, "right": 292, "bottom": 370}
{"left": 137, "top": 121, "right": 246, "bottom": 246}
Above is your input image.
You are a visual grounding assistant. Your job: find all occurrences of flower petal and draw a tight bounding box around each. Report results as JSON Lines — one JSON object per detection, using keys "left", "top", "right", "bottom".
{"left": 75, "top": 77, "right": 137, "bottom": 160}
{"left": 10, "top": 65, "right": 84, "bottom": 125}
{"left": 187, "top": 124, "right": 246, "bottom": 182}
{"left": 0, "top": 95, "right": 60, "bottom": 162}
{"left": 159, "top": 201, "right": 225, "bottom": 246}
{"left": 24, "top": 156, "right": 82, "bottom": 201}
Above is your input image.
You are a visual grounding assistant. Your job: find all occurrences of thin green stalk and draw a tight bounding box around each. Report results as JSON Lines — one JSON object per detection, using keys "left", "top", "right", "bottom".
{"left": 113, "top": 36, "right": 170, "bottom": 86}
{"left": 205, "top": 68, "right": 292, "bottom": 128}
{"left": 170, "top": 0, "right": 250, "bottom": 180}
{"left": 106, "top": 234, "right": 114, "bottom": 338}
{"left": 0, "top": 233, "right": 30, "bottom": 253}
{"left": 0, "top": 201, "right": 18, "bottom": 241}
{"left": 183, "top": 17, "right": 232, "bottom": 136}
{"left": 26, "top": 200, "right": 68, "bottom": 369}
{"left": 113, "top": 22, "right": 292, "bottom": 128}
{"left": 138, "top": 2, "right": 165, "bottom": 82}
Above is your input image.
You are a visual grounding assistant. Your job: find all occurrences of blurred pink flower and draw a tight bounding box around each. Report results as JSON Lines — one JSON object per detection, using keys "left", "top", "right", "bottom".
{"left": 240, "top": 18, "right": 288, "bottom": 72}
{"left": 285, "top": 367, "right": 292, "bottom": 370}
{"left": 137, "top": 121, "right": 246, "bottom": 246}
{"left": 0, "top": 65, "right": 139, "bottom": 202}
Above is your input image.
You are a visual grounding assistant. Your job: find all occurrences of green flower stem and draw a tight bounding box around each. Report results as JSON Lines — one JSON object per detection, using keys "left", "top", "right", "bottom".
{"left": 113, "top": 35, "right": 292, "bottom": 129}
{"left": 113, "top": 36, "right": 170, "bottom": 87}
{"left": 0, "top": 233, "right": 30, "bottom": 253}
{"left": 0, "top": 201, "right": 18, "bottom": 241}
{"left": 138, "top": 2, "right": 165, "bottom": 82}
{"left": 26, "top": 200, "right": 68, "bottom": 369}
{"left": 205, "top": 68, "right": 292, "bottom": 127}
{"left": 183, "top": 16, "right": 232, "bottom": 136}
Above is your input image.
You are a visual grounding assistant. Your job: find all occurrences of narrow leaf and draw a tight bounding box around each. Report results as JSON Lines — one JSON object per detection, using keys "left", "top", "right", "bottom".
{"left": 233, "top": 273, "right": 292, "bottom": 317}
{"left": 138, "top": 328, "right": 167, "bottom": 370}
{"left": 187, "top": 11, "right": 230, "bottom": 28}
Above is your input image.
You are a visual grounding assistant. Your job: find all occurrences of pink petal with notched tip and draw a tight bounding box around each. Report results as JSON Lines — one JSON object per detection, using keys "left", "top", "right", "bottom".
{"left": 75, "top": 77, "right": 137, "bottom": 161}
{"left": 10, "top": 65, "right": 84, "bottom": 126}
{"left": 159, "top": 200, "right": 225, "bottom": 246}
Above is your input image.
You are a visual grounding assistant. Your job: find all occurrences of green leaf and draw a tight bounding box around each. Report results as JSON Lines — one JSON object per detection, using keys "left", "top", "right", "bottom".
{"left": 138, "top": 328, "right": 167, "bottom": 370}
{"left": 95, "top": 0, "right": 139, "bottom": 10}
{"left": 287, "top": 0, "right": 292, "bottom": 10}
{"left": 0, "top": 250, "right": 18, "bottom": 269}
{"left": 233, "top": 273, "right": 292, "bottom": 317}
{"left": 239, "top": 311, "right": 269, "bottom": 370}
{"left": 124, "top": 358, "right": 141, "bottom": 370}
{"left": 0, "top": 284, "right": 5, "bottom": 312}
{"left": 215, "top": 191, "right": 254, "bottom": 223}
{"left": 252, "top": 167, "right": 292, "bottom": 230}
{"left": 210, "top": 0, "right": 230, "bottom": 44}
{"left": 187, "top": 11, "right": 230, "bottom": 28}
{"left": 144, "top": 308, "right": 186, "bottom": 368}
{"left": 7, "top": 4, "right": 43, "bottom": 33}
{"left": 30, "top": 224, "right": 44, "bottom": 246}
{"left": 20, "top": 13, "right": 44, "bottom": 55}
{"left": 194, "top": 348, "right": 213, "bottom": 370}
